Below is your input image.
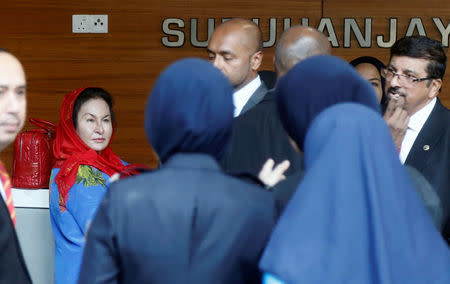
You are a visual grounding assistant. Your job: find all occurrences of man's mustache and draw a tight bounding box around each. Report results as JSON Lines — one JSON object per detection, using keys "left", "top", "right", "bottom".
{"left": 387, "top": 87, "right": 406, "bottom": 98}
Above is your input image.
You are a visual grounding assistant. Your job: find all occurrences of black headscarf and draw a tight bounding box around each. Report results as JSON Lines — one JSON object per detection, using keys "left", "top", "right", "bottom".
{"left": 145, "top": 58, "right": 234, "bottom": 163}
{"left": 276, "top": 55, "right": 380, "bottom": 152}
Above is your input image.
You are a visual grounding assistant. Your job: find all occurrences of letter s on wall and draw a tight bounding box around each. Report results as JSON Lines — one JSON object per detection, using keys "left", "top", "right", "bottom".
{"left": 162, "top": 18, "right": 185, "bottom": 47}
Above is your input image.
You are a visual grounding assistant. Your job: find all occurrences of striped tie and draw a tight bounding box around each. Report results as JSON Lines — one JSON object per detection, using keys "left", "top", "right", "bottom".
{"left": 0, "top": 161, "right": 16, "bottom": 227}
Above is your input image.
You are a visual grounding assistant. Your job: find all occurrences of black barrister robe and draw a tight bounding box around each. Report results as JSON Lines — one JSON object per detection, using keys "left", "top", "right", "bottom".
{"left": 221, "top": 90, "right": 303, "bottom": 178}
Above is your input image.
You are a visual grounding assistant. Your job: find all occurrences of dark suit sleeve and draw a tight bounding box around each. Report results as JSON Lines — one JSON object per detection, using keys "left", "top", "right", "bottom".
{"left": 78, "top": 190, "right": 120, "bottom": 284}
{"left": 405, "top": 165, "right": 443, "bottom": 230}
{"left": 0, "top": 199, "right": 31, "bottom": 284}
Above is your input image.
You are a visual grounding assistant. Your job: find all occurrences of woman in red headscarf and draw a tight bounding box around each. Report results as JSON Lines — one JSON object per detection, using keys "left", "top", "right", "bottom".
{"left": 49, "top": 87, "right": 127, "bottom": 284}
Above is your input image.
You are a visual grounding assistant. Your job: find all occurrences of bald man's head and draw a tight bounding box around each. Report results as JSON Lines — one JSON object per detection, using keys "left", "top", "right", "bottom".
{"left": 207, "top": 18, "right": 264, "bottom": 91}
{"left": 0, "top": 49, "right": 27, "bottom": 151}
{"left": 275, "top": 26, "right": 331, "bottom": 78}
{"left": 220, "top": 18, "right": 263, "bottom": 53}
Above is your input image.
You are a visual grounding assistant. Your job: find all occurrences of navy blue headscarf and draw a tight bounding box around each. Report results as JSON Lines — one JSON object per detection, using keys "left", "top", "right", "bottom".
{"left": 260, "top": 103, "right": 450, "bottom": 284}
{"left": 276, "top": 55, "right": 380, "bottom": 151}
{"left": 145, "top": 58, "right": 234, "bottom": 163}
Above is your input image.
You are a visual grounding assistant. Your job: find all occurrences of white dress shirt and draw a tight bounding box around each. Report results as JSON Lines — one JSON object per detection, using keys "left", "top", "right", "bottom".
{"left": 399, "top": 97, "right": 436, "bottom": 164}
{"left": 233, "top": 76, "right": 262, "bottom": 117}
{"left": 0, "top": 179, "right": 5, "bottom": 202}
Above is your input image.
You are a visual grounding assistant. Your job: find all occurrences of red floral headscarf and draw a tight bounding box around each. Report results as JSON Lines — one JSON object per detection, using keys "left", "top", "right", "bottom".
{"left": 53, "top": 87, "right": 127, "bottom": 206}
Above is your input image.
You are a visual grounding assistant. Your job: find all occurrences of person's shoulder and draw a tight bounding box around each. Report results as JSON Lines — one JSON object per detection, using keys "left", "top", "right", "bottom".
{"left": 235, "top": 91, "right": 277, "bottom": 125}
{"left": 104, "top": 171, "right": 158, "bottom": 211}
{"left": 443, "top": 103, "right": 450, "bottom": 119}
{"left": 108, "top": 164, "right": 272, "bottom": 198}
{"left": 435, "top": 98, "right": 450, "bottom": 117}
{"left": 224, "top": 174, "right": 277, "bottom": 219}
{"left": 436, "top": 100, "right": 450, "bottom": 134}
{"left": 426, "top": 99, "right": 450, "bottom": 135}
{"left": 199, "top": 172, "right": 276, "bottom": 223}
{"left": 108, "top": 170, "right": 156, "bottom": 192}
{"left": 259, "top": 70, "right": 277, "bottom": 90}
{"left": 216, "top": 172, "right": 276, "bottom": 205}
{"left": 251, "top": 89, "right": 276, "bottom": 108}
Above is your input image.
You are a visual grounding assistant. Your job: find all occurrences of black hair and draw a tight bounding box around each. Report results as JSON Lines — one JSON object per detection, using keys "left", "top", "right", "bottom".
{"left": 72, "top": 87, "right": 116, "bottom": 129}
{"left": 350, "top": 56, "right": 387, "bottom": 107}
{"left": 390, "top": 36, "right": 447, "bottom": 79}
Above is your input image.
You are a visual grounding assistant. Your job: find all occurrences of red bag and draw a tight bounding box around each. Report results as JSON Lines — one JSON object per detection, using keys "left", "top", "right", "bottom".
{"left": 12, "top": 118, "right": 56, "bottom": 189}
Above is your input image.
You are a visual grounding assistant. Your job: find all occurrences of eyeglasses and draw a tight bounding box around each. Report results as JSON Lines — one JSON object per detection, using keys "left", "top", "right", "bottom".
{"left": 382, "top": 68, "right": 436, "bottom": 85}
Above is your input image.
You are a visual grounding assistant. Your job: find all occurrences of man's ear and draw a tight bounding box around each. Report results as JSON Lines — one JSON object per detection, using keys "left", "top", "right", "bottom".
{"left": 251, "top": 51, "right": 263, "bottom": 71}
{"left": 428, "top": 78, "right": 442, "bottom": 98}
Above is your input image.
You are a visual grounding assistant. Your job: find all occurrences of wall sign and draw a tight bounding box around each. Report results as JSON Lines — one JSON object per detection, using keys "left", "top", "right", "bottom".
{"left": 162, "top": 17, "right": 450, "bottom": 48}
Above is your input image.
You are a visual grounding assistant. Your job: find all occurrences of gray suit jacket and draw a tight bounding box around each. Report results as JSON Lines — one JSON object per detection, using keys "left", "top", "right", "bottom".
{"left": 239, "top": 81, "right": 268, "bottom": 116}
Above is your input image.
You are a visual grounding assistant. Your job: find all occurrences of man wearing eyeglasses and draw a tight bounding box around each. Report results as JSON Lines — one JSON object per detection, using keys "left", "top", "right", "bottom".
{"left": 384, "top": 35, "right": 450, "bottom": 244}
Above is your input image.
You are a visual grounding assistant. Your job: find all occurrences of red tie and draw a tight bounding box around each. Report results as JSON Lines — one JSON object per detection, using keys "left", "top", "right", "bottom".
{"left": 0, "top": 161, "right": 16, "bottom": 227}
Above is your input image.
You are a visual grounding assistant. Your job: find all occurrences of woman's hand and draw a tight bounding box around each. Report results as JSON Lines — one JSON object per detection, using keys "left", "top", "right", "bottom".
{"left": 258, "top": 159, "right": 290, "bottom": 189}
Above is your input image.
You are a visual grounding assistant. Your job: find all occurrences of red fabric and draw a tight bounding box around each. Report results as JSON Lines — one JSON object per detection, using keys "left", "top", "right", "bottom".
{"left": 0, "top": 161, "right": 16, "bottom": 227}
{"left": 53, "top": 87, "right": 126, "bottom": 206}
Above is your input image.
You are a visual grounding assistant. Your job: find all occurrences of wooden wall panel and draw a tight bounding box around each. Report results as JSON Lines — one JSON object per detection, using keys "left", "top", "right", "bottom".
{"left": 0, "top": 1, "right": 448, "bottom": 173}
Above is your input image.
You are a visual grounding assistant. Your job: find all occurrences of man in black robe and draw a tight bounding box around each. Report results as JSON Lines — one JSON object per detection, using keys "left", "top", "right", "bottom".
{"left": 221, "top": 26, "right": 331, "bottom": 209}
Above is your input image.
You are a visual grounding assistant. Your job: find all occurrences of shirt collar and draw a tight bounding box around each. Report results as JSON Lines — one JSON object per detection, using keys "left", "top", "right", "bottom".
{"left": 408, "top": 97, "right": 436, "bottom": 132}
{"left": 0, "top": 179, "right": 5, "bottom": 202}
{"left": 233, "top": 75, "right": 261, "bottom": 117}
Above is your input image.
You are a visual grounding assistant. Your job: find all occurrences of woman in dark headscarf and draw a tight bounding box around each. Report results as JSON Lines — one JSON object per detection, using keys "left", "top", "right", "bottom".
{"left": 260, "top": 103, "right": 450, "bottom": 284}
{"left": 270, "top": 55, "right": 380, "bottom": 210}
{"left": 350, "top": 55, "right": 387, "bottom": 106}
{"left": 78, "top": 58, "right": 276, "bottom": 284}
{"left": 276, "top": 55, "right": 380, "bottom": 153}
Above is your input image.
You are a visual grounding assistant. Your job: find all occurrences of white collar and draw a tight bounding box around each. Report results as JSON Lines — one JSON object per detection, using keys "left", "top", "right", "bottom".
{"left": 0, "top": 178, "right": 5, "bottom": 202}
{"left": 233, "top": 76, "right": 261, "bottom": 117}
{"left": 408, "top": 97, "right": 436, "bottom": 132}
